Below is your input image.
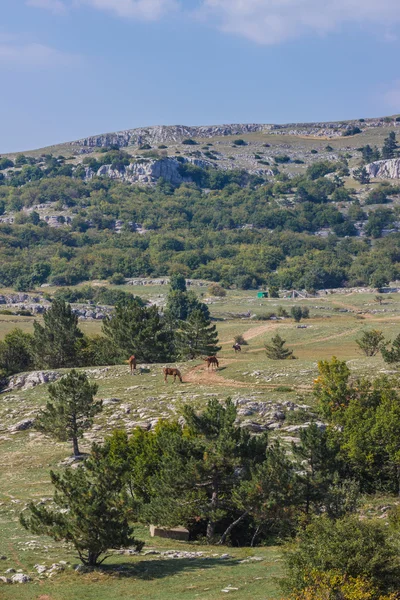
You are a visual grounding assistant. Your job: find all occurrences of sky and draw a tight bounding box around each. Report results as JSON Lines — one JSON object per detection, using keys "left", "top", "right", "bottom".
{"left": 1, "top": 0, "right": 400, "bottom": 152}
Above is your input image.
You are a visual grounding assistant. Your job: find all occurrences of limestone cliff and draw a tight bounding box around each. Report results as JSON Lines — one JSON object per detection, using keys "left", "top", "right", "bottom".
{"left": 365, "top": 159, "right": 400, "bottom": 179}
{"left": 84, "top": 157, "right": 214, "bottom": 185}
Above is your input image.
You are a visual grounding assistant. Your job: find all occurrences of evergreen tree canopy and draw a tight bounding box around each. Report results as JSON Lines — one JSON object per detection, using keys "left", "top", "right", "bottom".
{"left": 0, "top": 328, "right": 33, "bottom": 376}
{"left": 382, "top": 131, "right": 398, "bottom": 160}
{"left": 35, "top": 369, "right": 101, "bottom": 457}
{"left": 381, "top": 333, "right": 400, "bottom": 364}
{"left": 356, "top": 329, "right": 385, "bottom": 357}
{"left": 102, "top": 298, "right": 170, "bottom": 362}
{"left": 265, "top": 334, "right": 294, "bottom": 360}
{"left": 33, "top": 299, "right": 85, "bottom": 369}
{"left": 20, "top": 446, "right": 143, "bottom": 566}
{"left": 175, "top": 309, "right": 220, "bottom": 359}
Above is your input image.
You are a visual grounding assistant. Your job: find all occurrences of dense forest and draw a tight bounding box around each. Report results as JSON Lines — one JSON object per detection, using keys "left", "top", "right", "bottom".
{"left": 1, "top": 141, "right": 400, "bottom": 291}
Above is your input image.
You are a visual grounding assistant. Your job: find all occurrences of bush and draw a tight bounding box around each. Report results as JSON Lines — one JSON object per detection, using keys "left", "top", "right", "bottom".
{"left": 343, "top": 126, "right": 362, "bottom": 137}
{"left": 109, "top": 273, "right": 125, "bottom": 285}
{"left": 208, "top": 283, "right": 227, "bottom": 297}
{"left": 182, "top": 139, "right": 198, "bottom": 145}
{"left": 232, "top": 139, "right": 247, "bottom": 146}
{"left": 275, "top": 155, "right": 291, "bottom": 164}
{"left": 234, "top": 334, "right": 248, "bottom": 346}
{"left": 283, "top": 516, "right": 400, "bottom": 595}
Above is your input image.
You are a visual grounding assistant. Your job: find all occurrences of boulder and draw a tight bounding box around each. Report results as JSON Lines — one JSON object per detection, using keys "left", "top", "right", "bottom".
{"left": 10, "top": 419, "right": 35, "bottom": 432}
{"left": 150, "top": 525, "right": 189, "bottom": 541}
{"left": 11, "top": 574, "right": 31, "bottom": 584}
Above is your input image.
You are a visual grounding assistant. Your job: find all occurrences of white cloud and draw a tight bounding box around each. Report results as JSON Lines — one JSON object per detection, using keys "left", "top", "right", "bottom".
{"left": 26, "top": 0, "right": 67, "bottom": 14}
{"left": 23, "top": 0, "right": 400, "bottom": 43}
{"left": 199, "top": 0, "right": 400, "bottom": 45}
{"left": 0, "top": 38, "right": 79, "bottom": 68}
{"left": 78, "top": 0, "right": 178, "bottom": 20}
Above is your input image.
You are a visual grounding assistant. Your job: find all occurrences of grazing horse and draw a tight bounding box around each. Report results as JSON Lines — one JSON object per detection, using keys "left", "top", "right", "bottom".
{"left": 128, "top": 355, "right": 137, "bottom": 374}
{"left": 232, "top": 343, "right": 242, "bottom": 353}
{"left": 163, "top": 367, "right": 183, "bottom": 383}
{"left": 205, "top": 356, "right": 219, "bottom": 371}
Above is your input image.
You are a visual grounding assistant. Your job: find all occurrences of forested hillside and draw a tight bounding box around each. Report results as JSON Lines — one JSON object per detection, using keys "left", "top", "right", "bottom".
{"left": 1, "top": 127, "right": 400, "bottom": 291}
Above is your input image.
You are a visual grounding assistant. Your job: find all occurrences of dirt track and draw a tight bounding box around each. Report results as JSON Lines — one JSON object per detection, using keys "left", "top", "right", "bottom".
{"left": 184, "top": 360, "right": 312, "bottom": 391}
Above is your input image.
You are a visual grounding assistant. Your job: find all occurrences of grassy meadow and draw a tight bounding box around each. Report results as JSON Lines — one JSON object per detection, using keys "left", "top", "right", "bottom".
{"left": 1, "top": 285, "right": 400, "bottom": 598}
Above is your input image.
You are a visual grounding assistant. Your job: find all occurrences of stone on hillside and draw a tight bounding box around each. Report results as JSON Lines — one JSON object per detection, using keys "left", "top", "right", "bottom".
{"left": 11, "top": 573, "right": 31, "bottom": 584}
{"left": 240, "top": 421, "right": 268, "bottom": 433}
{"left": 10, "top": 419, "right": 35, "bottom": 432}
{"left": 6, "top": 371, "right": 60, "bottom": 392}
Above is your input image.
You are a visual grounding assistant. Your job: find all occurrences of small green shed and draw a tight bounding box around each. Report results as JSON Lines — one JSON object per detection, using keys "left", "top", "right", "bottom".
{"left": 257, "top": 292, "right": 269, "bottom": 299}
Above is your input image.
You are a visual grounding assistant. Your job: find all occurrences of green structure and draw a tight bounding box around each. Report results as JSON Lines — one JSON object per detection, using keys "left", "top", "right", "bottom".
{"left": 257, "top": 292, "right": 269, "bottom": 299}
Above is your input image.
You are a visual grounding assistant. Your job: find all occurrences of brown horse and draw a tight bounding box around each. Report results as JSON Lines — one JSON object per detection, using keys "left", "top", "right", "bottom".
{"left": 163, "top": 367, "right": 183, "bottom": 383}
{"left": 128, "top": 355, "right": 137, "bottom": 374}
{"left": 205, "top": 356, "right": 219, "bottom": 371}
{"left": 232, "top": 343, "right": 242, "bottom": 353}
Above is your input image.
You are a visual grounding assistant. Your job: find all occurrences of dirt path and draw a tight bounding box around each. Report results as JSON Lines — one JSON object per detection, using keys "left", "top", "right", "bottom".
{"left": 221, "top": 322, "right": 278, "bottom": 346}
{"left": 184, "top": 361, "right": 312, "bottom": 391}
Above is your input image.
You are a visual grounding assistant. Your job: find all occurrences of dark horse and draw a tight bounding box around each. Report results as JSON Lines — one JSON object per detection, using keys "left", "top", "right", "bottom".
{"left": 232, "top": 343, "right": 242, "bottom": 353}
{"left": 205, "top": 356, "right": 219, "bottom": 371}
{"left": 163, "top": 367, "right": 183, "bottom": 383}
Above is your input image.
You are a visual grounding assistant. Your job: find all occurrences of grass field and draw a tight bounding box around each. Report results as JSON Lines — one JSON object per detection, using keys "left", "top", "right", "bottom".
{"left": 1, "top": 286, "right": 400, "bottom": 597}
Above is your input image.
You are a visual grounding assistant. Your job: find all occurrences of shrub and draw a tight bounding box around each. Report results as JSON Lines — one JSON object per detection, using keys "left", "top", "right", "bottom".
{"left": 232, "top": 139, "right": 247, "bottom": 146}
{"left": 283, "top": 516, "right": 400, "bottom": 595}
{"left": 109, "top": 273, "right": 125, "bottom": 285}
{"left": 234, "top": 334, "right": 248, "bottom": 346}
{"left": 208, "top": 283, "right": 227, "bottom": 297}
{"left": 182, "top": 139, "right": 198, "bottom": 145}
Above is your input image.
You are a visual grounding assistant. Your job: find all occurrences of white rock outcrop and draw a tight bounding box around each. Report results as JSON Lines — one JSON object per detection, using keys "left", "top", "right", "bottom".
{"left": 86, "top": 157, "right": 213, "bottom": 186}
{"left": 365, "top": 158, "right": 400, "bottom": 179}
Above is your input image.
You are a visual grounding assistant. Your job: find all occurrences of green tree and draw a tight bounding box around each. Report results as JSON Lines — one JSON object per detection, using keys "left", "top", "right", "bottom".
{"left": 381, "top": 334, "right": 400, "bottom": 365}
{"left": 314, "top": 357, "right": 352, "bottom": 420}
{"left": 175, "top": 309, "right": 220, "bottom": 359}
{"left": 169, "top": 273, "right": 187, "bottom": 292}
{"left": 102, "top": 299, "right": 170, "bottom": 362}
{"left": 0, "top": 328, "right": 33, "bottom": 376}
{"left": 33, "top": 299, "right": 85, "bottom": 369}
{"left": 182, "top": 398, "right": 267, "bottom": 541}
{"left": 35, "top": 370, "right": 101, "bottom": 457}
{"left": 292, "top": 424, "right": 347, "bottom": 516}
{"left": 291, "top": 306, "right": 303, "bottom": 323}
{"left": 265, "top": 334, "right": 294, "bottom": 360}
{"left": 231, "top": 441, "right": 299, "bottom": 546}
{"left": 20, "top": 447, "right": 143, "bottom": 566}
{"left": 382, "top": 132, "right": 398, "bottom": 160}
{"left": 356, "top": 330, "right": 385, "bottom": 357}
{"left": 269, "top": 285, "right": 279, "bottom": 298}
{"left": 353, "top": 166, "right": 370, "bottom": 184}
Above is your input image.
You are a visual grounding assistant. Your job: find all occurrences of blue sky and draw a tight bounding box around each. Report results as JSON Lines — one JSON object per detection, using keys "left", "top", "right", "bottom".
{"left": 1, "top": 0, "right": 400, "bottom": 152}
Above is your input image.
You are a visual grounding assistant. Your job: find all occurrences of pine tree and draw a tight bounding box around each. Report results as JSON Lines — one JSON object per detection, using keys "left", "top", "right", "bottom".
{"left": 102, "top": 298, "right": 170, "bottom": 362}
{"left": 33, "top": 299, "right": 85, "bottom": 369}
{"left": 356, "top": 329, "right": 385, "bottom": 357}
{"left": 353, "top": 166, "right": 370, "bottom": 185}
{"left": 265, "top": 334, "right": 294, "bottom": 360}
{"left": 382, "top": 131, "right": 398, "bottom": 160}
{"left": 35, "top": 370, "right": 101, "bottom": 457}
{"left": 165, "top": 276, "right": 210, "bottom": 323}
{"left": 381, "top": 334, "right": 400, "bottom": 364}
{"left": 291, "top": 306, "right": 303, "bottom": 323}
{"left": 175, "top": 309, "right": 221, "bottom": 359}
{"left": 20, "top": 447, "right": 143, "bottom": 566}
